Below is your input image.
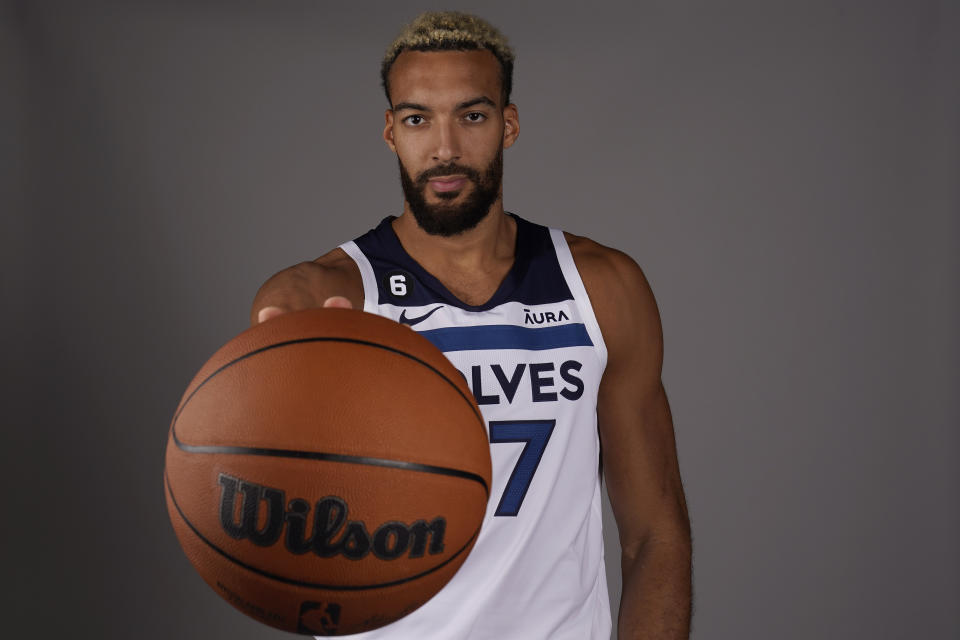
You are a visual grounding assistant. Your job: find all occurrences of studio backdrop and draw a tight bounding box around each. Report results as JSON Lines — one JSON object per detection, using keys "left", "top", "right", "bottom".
{"left": 5, "top": 1, "right": 958, "bottom": 638}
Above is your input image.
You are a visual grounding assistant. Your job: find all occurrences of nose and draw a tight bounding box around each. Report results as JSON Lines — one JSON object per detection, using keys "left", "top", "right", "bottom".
{"left": 432, "top": 118, "right": 461, "bottom": 164}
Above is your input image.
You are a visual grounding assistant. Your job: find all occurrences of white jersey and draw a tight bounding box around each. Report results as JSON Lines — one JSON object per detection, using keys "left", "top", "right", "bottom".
{"left": 337, "top": 214, "right": 611, "bottom": 639}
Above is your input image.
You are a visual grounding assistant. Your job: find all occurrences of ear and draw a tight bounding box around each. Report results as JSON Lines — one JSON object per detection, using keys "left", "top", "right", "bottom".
{"left": 383, "top": 109, "right": 397, "bottom": 152}
{"left": 502, "top": 103, "right": 519, "bottom": 149}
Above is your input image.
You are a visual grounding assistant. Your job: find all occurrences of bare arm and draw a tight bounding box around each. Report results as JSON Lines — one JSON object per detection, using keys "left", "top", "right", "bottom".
{"left": 250, "top": 248, "right": 364, "bottom": 325}
{"left": 571, "top": 235, "right": 692, "bottom": 639}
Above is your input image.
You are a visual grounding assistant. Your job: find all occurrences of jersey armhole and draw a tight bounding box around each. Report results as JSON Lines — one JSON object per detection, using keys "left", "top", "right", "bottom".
{"left": 339, "top": 240, "right": 378, "bottom": 314}
{"left": 549, "top": 228, "right": 609, "bottom": 373}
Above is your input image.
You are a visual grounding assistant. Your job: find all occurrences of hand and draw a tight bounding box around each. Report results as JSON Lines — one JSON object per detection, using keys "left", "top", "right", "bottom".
{"left": 256, "top": 296, "right": 354, "bottom": 324}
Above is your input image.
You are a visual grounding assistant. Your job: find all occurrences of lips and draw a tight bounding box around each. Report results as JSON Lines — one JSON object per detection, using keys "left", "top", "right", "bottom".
{"left": 428, "top": 176, "right": 468, "bottom": 193}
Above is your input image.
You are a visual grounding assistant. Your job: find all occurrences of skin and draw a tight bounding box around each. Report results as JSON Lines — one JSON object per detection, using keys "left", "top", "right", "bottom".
{"left": 251, "top": 49, "right": 691, "bottom": 638}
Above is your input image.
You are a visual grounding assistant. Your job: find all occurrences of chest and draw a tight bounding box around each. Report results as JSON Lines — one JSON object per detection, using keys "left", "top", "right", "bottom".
{"left": 392, "top": 297, "right": 601, "bottom": 414}
{"left": 427, "top": 261, "right": 513, "bottom": 307}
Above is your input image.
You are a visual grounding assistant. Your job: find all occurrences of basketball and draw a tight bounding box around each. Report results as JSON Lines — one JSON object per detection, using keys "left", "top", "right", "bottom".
{"left": 163, "top": 308, "right": 491, "bottom": 635}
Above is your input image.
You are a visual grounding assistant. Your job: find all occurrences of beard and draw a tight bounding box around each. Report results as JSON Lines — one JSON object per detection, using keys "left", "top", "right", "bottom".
{"left": 398, "top": 148, "right": 503, "bottom": 237}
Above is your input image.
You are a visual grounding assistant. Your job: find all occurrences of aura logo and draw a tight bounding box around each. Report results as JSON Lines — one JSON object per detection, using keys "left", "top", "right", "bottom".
{"left": 523, "top": 308, "right": 570, "bottom": 325}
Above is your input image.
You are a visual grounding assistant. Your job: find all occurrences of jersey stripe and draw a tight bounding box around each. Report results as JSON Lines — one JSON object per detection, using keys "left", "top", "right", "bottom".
{"left": 419, "top": 323, "right": 593, "bottom": 353}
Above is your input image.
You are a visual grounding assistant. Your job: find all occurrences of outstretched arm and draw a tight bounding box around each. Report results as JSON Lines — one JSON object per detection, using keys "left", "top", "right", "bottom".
{"left": 250, "top": 248, "right": 364, "bottom": 325}
{"left": 573, "top": 236, "right": 692, "bottom": 639}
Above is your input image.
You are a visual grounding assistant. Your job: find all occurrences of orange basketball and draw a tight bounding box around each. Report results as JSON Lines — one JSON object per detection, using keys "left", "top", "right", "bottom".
{"left": 163, "top": 308, "right": 491, "bottom": 635}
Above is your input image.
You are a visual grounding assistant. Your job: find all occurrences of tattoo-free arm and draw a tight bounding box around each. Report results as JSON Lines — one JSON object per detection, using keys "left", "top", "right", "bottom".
{"left": 573, "top": 237, "right": 692, "bottom": 638}
{"left": 250, "top": 249, "right": 363, "bottom": 326}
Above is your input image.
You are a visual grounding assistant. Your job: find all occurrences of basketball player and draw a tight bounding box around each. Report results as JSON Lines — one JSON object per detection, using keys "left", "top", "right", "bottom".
{"left": 252, "top": 12, "right": 691, "bottom": 639}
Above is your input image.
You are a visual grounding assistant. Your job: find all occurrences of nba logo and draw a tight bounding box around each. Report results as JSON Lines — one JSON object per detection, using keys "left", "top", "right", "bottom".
{"left": 298, "top": 601, "right": 342, "bottom": 635}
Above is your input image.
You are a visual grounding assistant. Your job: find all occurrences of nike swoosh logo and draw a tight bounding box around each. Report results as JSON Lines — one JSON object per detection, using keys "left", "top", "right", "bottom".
{"left": 398, "top": 305, "right": 444, "bottom": 327}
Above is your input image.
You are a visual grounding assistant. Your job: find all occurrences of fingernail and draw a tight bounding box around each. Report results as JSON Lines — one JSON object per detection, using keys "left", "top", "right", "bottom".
{"left": 257, "top": 306, "right": 282, "bottom": 324}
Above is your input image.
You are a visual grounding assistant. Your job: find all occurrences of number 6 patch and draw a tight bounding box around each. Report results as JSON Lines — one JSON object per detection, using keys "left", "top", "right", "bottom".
{"left": 384, "top": 270, "right": 414, "bottom": 299}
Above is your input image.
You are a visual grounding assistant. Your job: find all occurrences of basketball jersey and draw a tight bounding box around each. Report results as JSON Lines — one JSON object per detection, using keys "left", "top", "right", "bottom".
{"left": 338, "top": 214, "right": 611, "bottom": 639}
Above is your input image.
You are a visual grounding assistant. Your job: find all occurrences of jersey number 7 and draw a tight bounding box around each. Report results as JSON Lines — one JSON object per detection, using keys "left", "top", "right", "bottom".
{"left": 489, "top": 420, "right": 556, "bottom": 517}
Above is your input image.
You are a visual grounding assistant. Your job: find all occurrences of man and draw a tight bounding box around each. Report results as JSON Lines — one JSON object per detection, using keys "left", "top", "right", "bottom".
{"left": 253, "top": 11, "right": 690, "bottom": 639}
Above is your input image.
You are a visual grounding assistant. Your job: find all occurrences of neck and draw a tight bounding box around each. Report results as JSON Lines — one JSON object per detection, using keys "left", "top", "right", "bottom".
{"left": 392, "top": 200, "right": 517, "bottom": 275}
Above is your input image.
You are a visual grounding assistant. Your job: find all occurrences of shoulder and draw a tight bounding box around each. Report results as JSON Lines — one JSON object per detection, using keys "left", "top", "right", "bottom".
{"left": 250, "top": 248, "right": 364, "bottom": 324}
{"left": 564, "top": 232, "right": 663, "bottom": 376}
{"left": 312, "top": 247, "right": 362, "bottom": 280}
{"left": 280, "top": 247, "right": 363, "bottom": 294}
{"left": 304, "top": 247, "right": 364, "bottom": 292}
{"left": 564, "top": 232, "right": 650, "bottom": 295}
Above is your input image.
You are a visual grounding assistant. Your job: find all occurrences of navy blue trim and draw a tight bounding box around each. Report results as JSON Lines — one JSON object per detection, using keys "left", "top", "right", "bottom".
{"left": 352, "top": 214, "right": 574, "bottom": 310}
{"left": 418, "top": 323, "right": 593, "bottom": 353}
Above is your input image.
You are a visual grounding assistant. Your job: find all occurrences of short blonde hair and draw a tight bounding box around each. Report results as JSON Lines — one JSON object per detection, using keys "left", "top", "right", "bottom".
{"left": 381, "top": 11, "right": 515, "bottom": 106}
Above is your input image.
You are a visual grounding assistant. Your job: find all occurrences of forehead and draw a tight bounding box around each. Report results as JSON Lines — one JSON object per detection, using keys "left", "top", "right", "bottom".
{"left": 388, "top": 49, "right": 501, "bottom": 107}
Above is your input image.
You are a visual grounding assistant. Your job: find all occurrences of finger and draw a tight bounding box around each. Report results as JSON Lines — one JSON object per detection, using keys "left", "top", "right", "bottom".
{"left": 323, "top": 296, "right": 354, "bottom": 309}
{"left": 257, "top": 305, "right": 286, "bottom": 324}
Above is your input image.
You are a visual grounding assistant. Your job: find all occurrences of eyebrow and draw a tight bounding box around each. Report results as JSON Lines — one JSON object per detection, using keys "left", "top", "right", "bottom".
{"left": 392, "top": 96, "right": 498, "bottom": 113}
{"left": 392, "top": 102, "right": 430, "bottom": 113}
{"left": 456, "top": 96, "right": 498, "bottom": 110}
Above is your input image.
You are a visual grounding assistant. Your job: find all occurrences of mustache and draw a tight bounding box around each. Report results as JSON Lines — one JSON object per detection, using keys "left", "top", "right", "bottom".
{"left": 415, "top": 163, "right": 482, "bottom": 187}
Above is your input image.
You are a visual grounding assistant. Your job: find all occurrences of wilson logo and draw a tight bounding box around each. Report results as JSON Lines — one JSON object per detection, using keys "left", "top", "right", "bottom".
{"left": 218, "top": 474, "right": 446, "bottom": 560}
{"left": 523, "top": 308, "right": 570, "bottom": 325}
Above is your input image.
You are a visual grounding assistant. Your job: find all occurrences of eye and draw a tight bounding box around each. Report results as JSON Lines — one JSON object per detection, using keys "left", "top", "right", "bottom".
{"left": 464, "top": 112, "right": 487, "bottom": 123}
{"left": 403, "top": 114, "right": 425, "bottom": 126}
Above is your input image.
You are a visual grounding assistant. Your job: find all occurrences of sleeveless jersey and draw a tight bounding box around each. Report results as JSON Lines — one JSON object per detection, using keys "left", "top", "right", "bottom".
{"left": 338, "top": 214, "right": 611, "bottom": 640}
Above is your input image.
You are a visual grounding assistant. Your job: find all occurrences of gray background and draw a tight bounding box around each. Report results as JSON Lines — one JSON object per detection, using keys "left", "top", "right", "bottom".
{"left": 4, "top": 0, "right": 958, "bottom": 638}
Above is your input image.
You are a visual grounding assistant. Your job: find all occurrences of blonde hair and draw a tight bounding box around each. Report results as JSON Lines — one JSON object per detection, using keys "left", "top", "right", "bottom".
{"left": 381, "top": 11, "right": 515, "bottom": 106}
